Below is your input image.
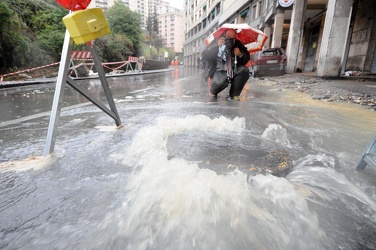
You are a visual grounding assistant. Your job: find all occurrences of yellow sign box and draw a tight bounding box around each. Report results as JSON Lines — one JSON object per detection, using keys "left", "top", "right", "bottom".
{"left": 63, "top": 8, "right": 110, "bottom": 44}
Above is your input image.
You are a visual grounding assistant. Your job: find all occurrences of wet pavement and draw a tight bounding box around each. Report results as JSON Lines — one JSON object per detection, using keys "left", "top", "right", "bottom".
{"left": 269, "top": 73, "right": 376, "bottom": 111}
{"left": 1, "top": 67, "right": 376, "bottom": 249}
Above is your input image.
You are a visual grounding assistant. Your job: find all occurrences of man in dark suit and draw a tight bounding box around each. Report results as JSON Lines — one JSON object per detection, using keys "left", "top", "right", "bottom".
{"left": 202, "top": 29, "right": 250, "bottom": 100}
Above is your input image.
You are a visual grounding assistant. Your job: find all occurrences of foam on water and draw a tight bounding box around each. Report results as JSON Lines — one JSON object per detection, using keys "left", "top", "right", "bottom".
{"left": 261, "top": 123, "right": 291, "bottom": 148}
{"left": 95, "top": 125, "right": 124, "bottom": 132}
{"left": 105, "top": 115, "right": 329, "bottom": 249}
{"left": 0, "top": 156, "right": 54, "bottom": 172}
{"left": 288, "top": 154, "right": 376, "bottom": 220}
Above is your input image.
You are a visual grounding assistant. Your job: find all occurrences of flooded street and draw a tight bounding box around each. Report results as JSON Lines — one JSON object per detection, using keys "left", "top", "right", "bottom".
{"left": 1, "top": 67, "right": 376, "bottom": 249}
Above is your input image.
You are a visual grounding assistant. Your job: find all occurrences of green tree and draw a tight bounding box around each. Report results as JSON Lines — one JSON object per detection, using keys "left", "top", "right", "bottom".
{"left": 96, "top": 34, "right": 134, "bottom": 62}
{"left": 142, "top": 44, "right": 159, "bottom": 59}
{"left": 0, "top": 1, "right": 38, "bottom": 72}
{"left": 154, "top": 37, "right": 164, "bottom": 54}
{"left": 0, "top": 0, "right": 66, "bottom": 73}
{"left": 146, "top": 14, "right": 153, "bottom": 41}
{"left": 152, "top": 7, "right": 159, "bottom": 34}
{"left": 159, "top": 47, "right": 176, "bottom": 60}
{"left": 106, "top": 0, "right": 143, "bottom": 56}
{"left": 1, "top": 0, "right": 173, "bottom": 73}
{"left": 146, "top": 7, "right": 161, "bottom": 58}
{"left": 33, "top": 7, "right": 67, "bottom": 62}
{"left": 146, "top": 15, "right": 153, "bottom": 58}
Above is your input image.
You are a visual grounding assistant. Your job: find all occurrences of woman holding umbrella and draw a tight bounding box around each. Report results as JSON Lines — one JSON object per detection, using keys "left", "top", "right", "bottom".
{"left": 202, "top": 28, "right": 250, "bottom": 100}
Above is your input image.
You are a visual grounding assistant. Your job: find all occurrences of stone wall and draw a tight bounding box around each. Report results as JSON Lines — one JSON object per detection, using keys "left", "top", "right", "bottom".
{"left": 141, "top": 60, "right": 170, "bottom": 70}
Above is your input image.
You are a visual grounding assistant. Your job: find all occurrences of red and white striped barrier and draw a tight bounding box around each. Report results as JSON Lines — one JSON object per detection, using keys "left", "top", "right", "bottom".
{"left": 102, "top": 61, "right": 131, "bottom": 71}
{"left": 68, "top": 51, "right": 93, "bottom": 77}
{"left": 1, "top": 56, "right": 142, "bottom": 81}
{"left": 71, "top": 51, "right": 92, "bottom": 59}
{"left": 128, "top": 56, "right": 138, "bottom": 62}
{"left": 75, "top": 61, "right": 132, "bottom": 72}
{"left": 0, "top": 62, "right": 60, "bottom": 82}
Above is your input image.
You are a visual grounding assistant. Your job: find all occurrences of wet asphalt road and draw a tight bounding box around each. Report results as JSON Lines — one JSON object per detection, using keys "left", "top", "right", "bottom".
{"left": 1, "top": 66, "right": 376, "bottom": 182}
{"left": 1, "top": 67, "right": 376, "bottom": 249}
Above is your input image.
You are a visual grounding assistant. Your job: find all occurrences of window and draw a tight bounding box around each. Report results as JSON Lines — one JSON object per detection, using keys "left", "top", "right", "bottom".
{"left": 252, "top": 5, "right": 257, "bottom": 20}
{"left": 262, "top": 50, "right": 278, "bottom": 57}
{"left": 257, "top": 1, "right": 262, "bottom": 18}
{"left": 240, "top": 8, "right": 248, "bottom": 23}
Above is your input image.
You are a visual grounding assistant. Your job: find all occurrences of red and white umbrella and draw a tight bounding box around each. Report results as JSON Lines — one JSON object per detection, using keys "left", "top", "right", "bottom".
{"left": 205, "top": 23, "right": 268, "bottom": 53}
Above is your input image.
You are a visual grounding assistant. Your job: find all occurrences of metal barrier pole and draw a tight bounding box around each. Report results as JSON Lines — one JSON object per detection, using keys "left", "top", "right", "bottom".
{"left": 44, "top": 30, "right": 73, "bottom": 156}
{"left": 44, "top": 32, "right": 122, "bottom": 156}
{"left": 356, "top": 133, "right": 376, "bottom": 171}
{"left": 88, "top": 42, "right": 121, "bottom": 126}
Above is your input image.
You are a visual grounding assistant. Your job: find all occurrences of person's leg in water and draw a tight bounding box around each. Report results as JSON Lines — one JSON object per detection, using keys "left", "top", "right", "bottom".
{"left": 210, "top": 71, "right": 229, "bottom": 97}
{"left": 229, "top": 65, "right": 249, "bottom": 99}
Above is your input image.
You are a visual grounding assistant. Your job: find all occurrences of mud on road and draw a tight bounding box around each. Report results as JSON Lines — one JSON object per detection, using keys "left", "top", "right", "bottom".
{"left": 263, "top": 74, "right": 376, "bottom": 111}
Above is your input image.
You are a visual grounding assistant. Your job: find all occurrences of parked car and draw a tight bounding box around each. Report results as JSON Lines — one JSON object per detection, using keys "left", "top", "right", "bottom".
{"left": 249, "top": 48, "right": 287, "bottom": 77}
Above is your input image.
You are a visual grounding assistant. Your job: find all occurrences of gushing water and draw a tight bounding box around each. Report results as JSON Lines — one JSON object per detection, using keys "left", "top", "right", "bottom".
{"left": 261, "top": 123, "right": 291, "bottom": 148}
{"left": 106, "top": 116, "right": 327, "bottom": 249}
{"left": 1, "top": 115, "right": 375, "bottom": 249}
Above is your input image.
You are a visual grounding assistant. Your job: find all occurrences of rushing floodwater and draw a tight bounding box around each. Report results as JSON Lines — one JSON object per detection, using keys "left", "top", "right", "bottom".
{"left": 1, "top": 68, "right": 376, "bottom": 249}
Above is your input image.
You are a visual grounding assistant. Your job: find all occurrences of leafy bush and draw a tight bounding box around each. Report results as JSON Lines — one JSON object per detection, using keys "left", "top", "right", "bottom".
{"left": 96, "top": 34, "right": 134, "bottom": 63}
{"left": 0, "top": 0, "right": 65, "bottom": 73}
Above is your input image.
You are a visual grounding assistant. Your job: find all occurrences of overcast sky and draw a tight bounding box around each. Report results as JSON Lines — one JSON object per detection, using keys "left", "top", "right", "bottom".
{"left": 165, "top": 0, "right": 184, "bottom": 10}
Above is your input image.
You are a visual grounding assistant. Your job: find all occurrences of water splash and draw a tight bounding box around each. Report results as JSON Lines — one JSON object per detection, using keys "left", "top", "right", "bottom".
{"left": 288, "top": 154, "right": 376, "bottom": 219}
{"left": 109, "top": 115, "right": 329, "bottom": 249}
{"left": 6, "top": 116, "right": 369, "bottom": 249}
{"left": 261, "top": 124, "right": 291, "bottom": 148}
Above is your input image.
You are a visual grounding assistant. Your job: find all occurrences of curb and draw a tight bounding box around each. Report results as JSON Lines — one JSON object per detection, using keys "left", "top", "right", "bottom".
{"left": 0, "top": 68, "right": 177, "bottom": 89}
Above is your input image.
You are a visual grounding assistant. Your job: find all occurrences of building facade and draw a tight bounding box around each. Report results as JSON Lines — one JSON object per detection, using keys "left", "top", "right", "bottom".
{"left": 90, "top": 0, "right": 159, "bottom": 29}
{"left": 183, "top": 0, "right": 222, "bottom": 67}
{"left": 183, "top": 0, "right": 376, "bottom": 77}
{"left": 157, "top": 2, "right": 184, "bottom": 52}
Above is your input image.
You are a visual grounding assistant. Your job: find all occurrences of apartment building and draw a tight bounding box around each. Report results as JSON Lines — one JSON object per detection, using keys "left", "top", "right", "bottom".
{"left": 90, "top": 0, "right": 156, "bottom": 29}
{"left": 183, "top": 0, "right": 222, "bottom": 67}
{"left": 183, "top": 0, "right": 376, "bottom": 77}
{"left": 157, "top": 2, "right": 184, "bottom": 52}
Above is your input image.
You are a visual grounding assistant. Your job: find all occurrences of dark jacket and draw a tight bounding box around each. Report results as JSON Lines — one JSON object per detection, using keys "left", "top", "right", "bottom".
{"left": 202, "top": 38, "right": 250, "bottom": 79}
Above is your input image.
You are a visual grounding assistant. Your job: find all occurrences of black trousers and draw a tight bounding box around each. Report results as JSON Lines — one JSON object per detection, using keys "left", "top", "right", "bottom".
{"left": 210, "top": 65, "right": 249, "bottom": 97}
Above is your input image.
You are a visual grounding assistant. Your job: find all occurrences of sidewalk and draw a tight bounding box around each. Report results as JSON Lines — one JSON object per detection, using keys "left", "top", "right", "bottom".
{"left": 263, "top": 73, "right": 376, "bottom": 111}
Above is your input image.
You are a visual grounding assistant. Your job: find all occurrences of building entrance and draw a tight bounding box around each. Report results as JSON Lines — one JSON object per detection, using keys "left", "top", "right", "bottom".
{"left": 304, "top": 26, "right": 320, "bottom": 72}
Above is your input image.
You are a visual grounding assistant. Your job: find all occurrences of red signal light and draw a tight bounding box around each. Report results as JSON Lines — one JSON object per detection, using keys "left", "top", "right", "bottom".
{"left": 55, "top": 0, "right": 92, "bottom": 11}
